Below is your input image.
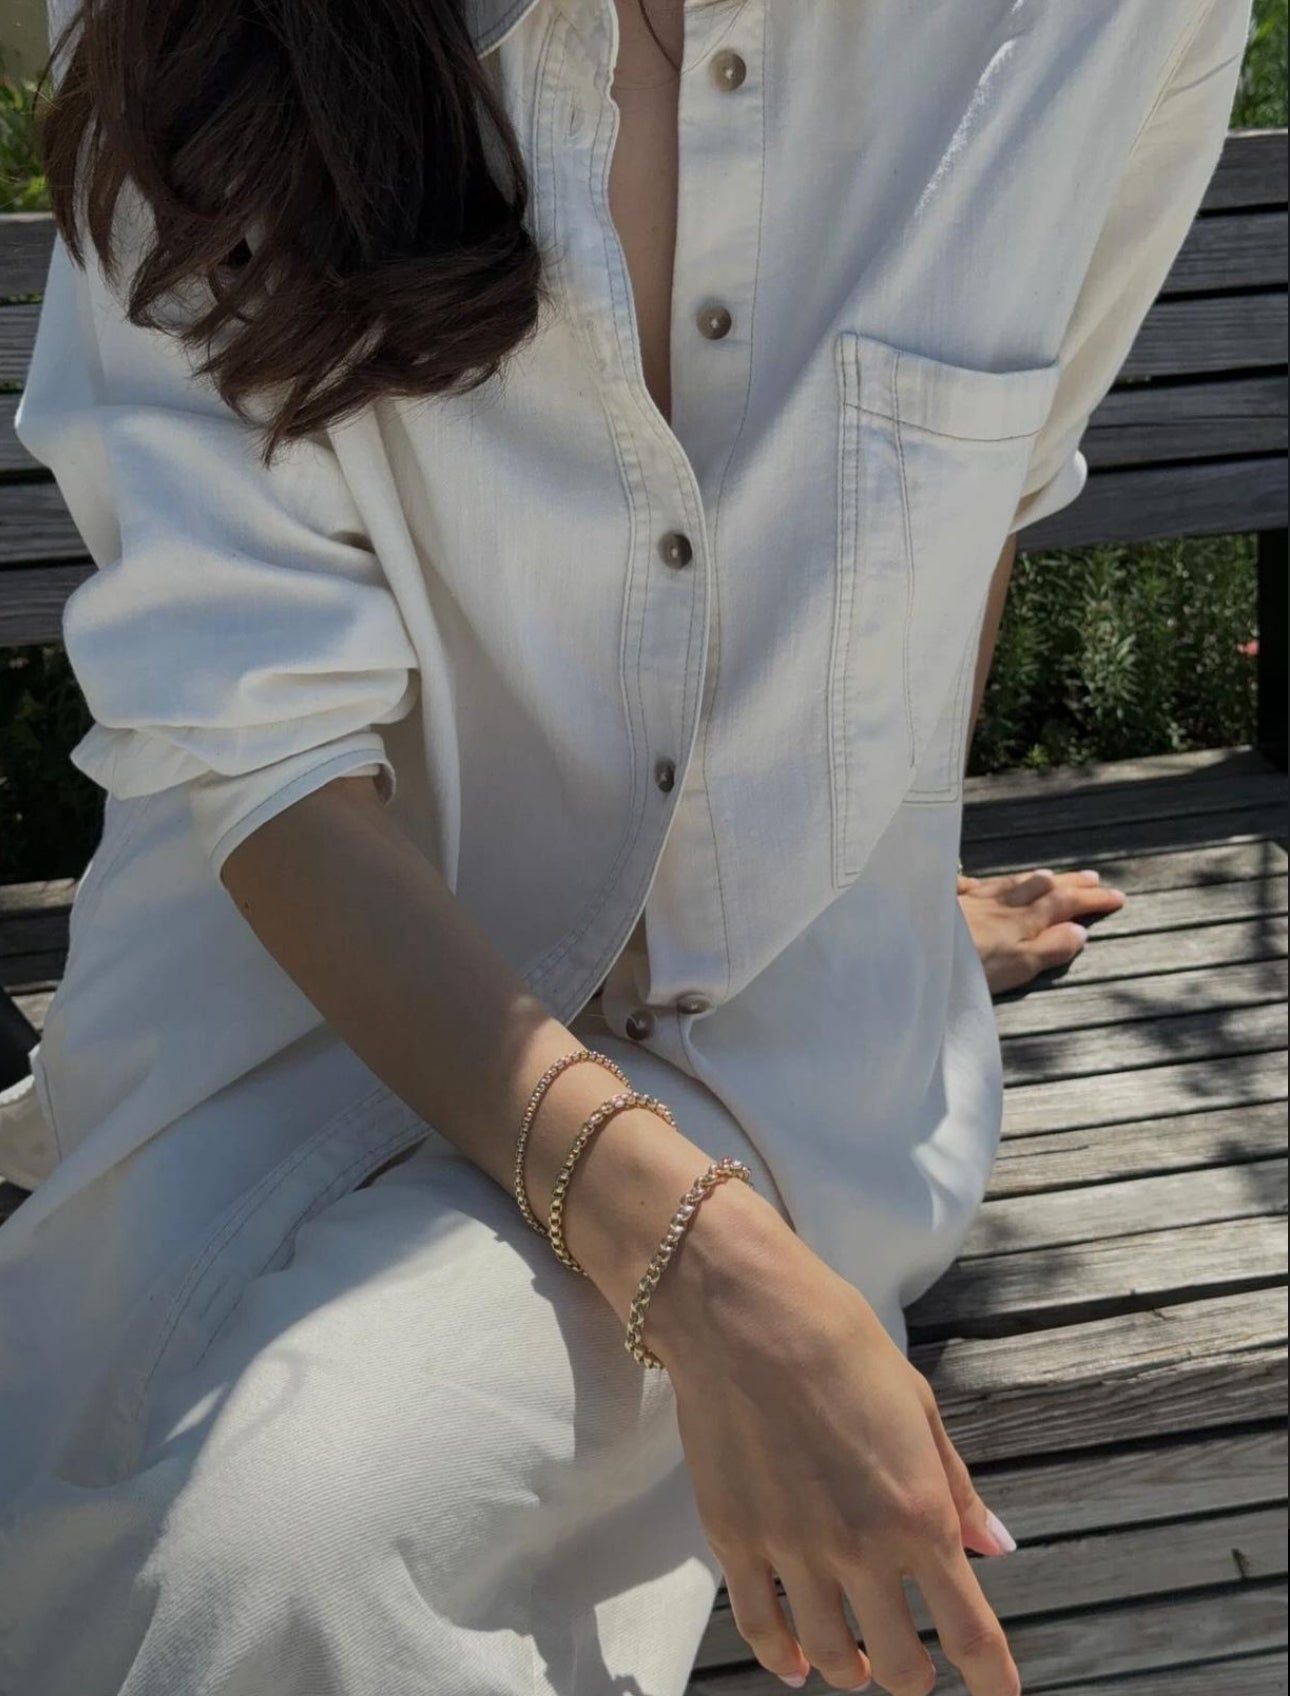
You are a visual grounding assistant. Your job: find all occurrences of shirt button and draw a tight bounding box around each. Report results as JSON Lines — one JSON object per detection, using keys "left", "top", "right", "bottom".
{"left": 710, "top": 49, "right": 747, "bottom": 91}
{"left": 654, "top": 758, "right": 677, "bottom": 793}
{"left": 625, "top": 1009, "right": 655, "bottom": 1041}
{"left": 697, "top": 303, "right": 733, "bottom": 341}
{"left": 659, "top": 531, "right": 694, "bottom": 569}
{"left": 676, "top": 993, "right": 712, "bottom": 1016}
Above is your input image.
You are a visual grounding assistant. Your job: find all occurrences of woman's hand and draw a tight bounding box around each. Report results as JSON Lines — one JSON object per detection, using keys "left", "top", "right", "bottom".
{"left": 644, "top": 1185, "right": 1022, "bottom": 1694}
{"left": 958, "top": 865, "right": 1126, "bottom": 996}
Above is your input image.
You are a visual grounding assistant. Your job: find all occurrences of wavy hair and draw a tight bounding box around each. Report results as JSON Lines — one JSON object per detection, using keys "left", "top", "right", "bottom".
{"left": 40, "top": 0, "right": 547, "bottom": 458}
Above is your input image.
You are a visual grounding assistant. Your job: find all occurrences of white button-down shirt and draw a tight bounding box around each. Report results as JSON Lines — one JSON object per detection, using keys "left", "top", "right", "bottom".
{"left": 7, "top": 0, "right": 1248, "bottom": 1311}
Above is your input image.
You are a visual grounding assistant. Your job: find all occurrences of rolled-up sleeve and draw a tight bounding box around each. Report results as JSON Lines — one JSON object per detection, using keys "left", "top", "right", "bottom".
{"left": 15, "top": 228, "right": 419, "bottom": 878}
{"left": 1011, "top": 0, "right": 1252, "bottom": 537}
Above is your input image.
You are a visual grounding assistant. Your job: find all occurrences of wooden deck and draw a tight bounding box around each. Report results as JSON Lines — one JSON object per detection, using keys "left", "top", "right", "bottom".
{"left": 1, "top": 746, "right": 1287, "bottom": 1693}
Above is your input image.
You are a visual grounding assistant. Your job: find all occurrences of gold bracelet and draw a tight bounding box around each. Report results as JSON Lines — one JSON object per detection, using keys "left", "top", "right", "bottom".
{"left": 625, "top": 1157, "right": 754, "bottom": 1371}
{"left": 547, "top": 1091, "right": 678, "bottom": 1276}
{"left": 513, "top": 1048, "right": 631, "bottom": 1238}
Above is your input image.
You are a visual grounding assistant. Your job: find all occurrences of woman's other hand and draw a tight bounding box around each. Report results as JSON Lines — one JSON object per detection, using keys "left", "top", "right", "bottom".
{"left": 644, "top": 1185, "right": 1023, "bottom": 1694}
{"left": 958, "top": 866, "right": 1127, "bottom": 996}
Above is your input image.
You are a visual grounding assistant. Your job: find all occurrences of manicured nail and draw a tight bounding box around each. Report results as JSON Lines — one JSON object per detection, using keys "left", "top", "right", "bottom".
{"left": 778, "top": 1677, "right": 807, "bottom": 1690}
{"left": 1079, "top": 868, "right": 1102, "bottom": 883}
{"left": 1071, "top": 923, "right": 1089, "bottom": 945}
{"left": 1034, "top": 867, "right": 1055, "bottom": 878}
{"left": 985, "top": 1509, "right": 1018, "bottom": 1553}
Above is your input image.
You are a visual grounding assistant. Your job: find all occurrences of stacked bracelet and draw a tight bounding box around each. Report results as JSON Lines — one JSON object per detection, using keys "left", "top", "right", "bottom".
{"left": 625, "top": 1156, "right": 754, "bottom": 1370}
{"left": 512, "top": 1048, "right": 630, "bottom": 1238}
{"left": 547, "top": 1091, "right": 678, "bottom": 1276}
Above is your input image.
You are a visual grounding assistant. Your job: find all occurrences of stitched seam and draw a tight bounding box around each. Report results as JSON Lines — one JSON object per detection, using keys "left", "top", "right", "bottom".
{"left": 176, "top": 1121, "right": 430, "bottom": 1388}
{"left": 829, "top": 335, "right": 860, "bottom": 888}
{"left": 854, "top": 404, "right": 1044, "bottom": 445}
{"left": 522, "top": 12, "right": 651, "bottom": 987}
{"left": 696, "top": 0, "right": 767, "bottom": 996}
{"left": 130, "top": 1079, "right": 399, "bottom": 1414}
{"left": 1125, "top": 0, "right": 1219, "bottom": 158}
{"left": 892, "top": 355, "right": 917, "bottom": 771}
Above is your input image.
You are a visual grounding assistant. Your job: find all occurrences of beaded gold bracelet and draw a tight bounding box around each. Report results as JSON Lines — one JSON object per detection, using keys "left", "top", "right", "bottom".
{"left": 512, "top": 1048, "right": 631, "bottom": 1238}
{"left": 547, "top": 1091, "right": 679, "bottom": 1276}
{"left": 625, "top": 1156, "right": 754, "bottom": 1370}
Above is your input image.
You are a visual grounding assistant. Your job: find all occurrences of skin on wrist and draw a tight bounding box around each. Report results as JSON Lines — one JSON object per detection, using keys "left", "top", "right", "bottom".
{"left": 520, "top": 1058, "right": 791, "bottom": 1324}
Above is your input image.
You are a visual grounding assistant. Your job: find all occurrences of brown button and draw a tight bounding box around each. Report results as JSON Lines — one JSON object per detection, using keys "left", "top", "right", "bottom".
{"left": 676, "top": 993, "right": 712, "bottom": 1016}
{"left": 654, "top": 757, "right": 677, "bottom": 794}
{"left": 711, "top": 49, "right": 747, "bottom": 91}
{"left": 659, "top": 532, "right": 694, "bottom": 569}
{"left": 697, "top": 303, "right": 733, "bottom": 341}
{"left": 625, "top": 1009, "right": 655, "bottom": 1041}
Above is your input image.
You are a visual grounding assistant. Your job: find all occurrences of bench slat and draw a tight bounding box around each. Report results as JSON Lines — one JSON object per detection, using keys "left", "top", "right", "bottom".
{"left": 1120, "top": 290, "right": 1288, "bottom": 379}
{"left": 1026, "top": 455, "right": 1288, "bottom": 549}
{"left": 1084, "top": 374, "right": 1287, "bottom": 467}
{"left": 1202, "top": 128, "right": 1290, "bottom": 213}
{"left": 1164, "top": 208, "right": 1288, "bottom": 294}
{"left": 0, "top": 561, "right": 91, "bottom": 644}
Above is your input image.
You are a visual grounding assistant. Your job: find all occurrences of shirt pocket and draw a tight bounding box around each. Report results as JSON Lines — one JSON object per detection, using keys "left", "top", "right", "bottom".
{"left": 828, "top": 331, "right": 1061, "bottom": 884}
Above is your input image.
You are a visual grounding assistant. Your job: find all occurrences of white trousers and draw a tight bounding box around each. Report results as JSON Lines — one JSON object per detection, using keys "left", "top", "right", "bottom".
{"left": 0, "top": 1020, "right": 805, "bottom": 1696}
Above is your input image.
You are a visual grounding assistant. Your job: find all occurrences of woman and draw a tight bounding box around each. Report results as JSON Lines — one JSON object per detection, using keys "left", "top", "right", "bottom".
{"left": 0, "top": 0, "right": 1247, "bottom": 1691}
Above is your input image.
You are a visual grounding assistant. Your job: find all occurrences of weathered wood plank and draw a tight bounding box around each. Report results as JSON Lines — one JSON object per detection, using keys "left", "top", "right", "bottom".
{"left": 0, "top": 483, "right": 87, "bottom": 566}
{"left": 1062, "top": 875, "right": 1288, "bottom": 940}
{"left": 909, "top": 1213, "right": 1287, "bottom": 1336}
{"left": 1084, "top": 375, "right": 1287, "bottom": 468}
{"left": 967, "top": 1160, "right": 1288, "bottom": 1258}
{"left": 916, "top": 1287, "right": 1286, "bottom": 1461}
{"left": 1026, "top": 456, "right": 1288, "bottom": 550}
{"left": 991, "top": 1102, "right": 1289, "bottom": 1195}
{"left": 967, "top": 821, "right": 1288, "bottom": 888}
{"left": 690, "top": 1585, "right": 1288, "bottom": 1692}
{"left": 1202, "top": 130, "right": 1290, "bottom": 213}
{"left": 993, "top": 959, "right": 1287, "bottom": 1040}
{"left": 0, "top": 562, "right": 92, "bottom": 644}
{"left": 0, "top": 302, "right": 39, "bottom": 387}
{"left": 1022, "top": 916, "right": 1288, "bottom": 986}
{"left": 964, "top": 768, "right": 1285, "bottom": 846}
{"left": 0, "top": 395, "right": 38, "bottom": 474}
{"left": 1005, "top": 1656, "right": 1288, "bottom": 1696}
{"left": 964, "top": 746, "right": 1276, "bottom": 804}
{"left": 1002, "top": 1050, "right": 1286, "bottom": 1136}
{"left": 1164, "top": 210, "right": 1288, "bottom": 294}
{"left": 1122, "top": 293, "right": 1288, "bottom": 380}
{"left": 0, "top": 213, "right": 54, "bottom": 300}
{"left": 1001, "top": 1001, "right": 1287, "bottom": 1087}
{"left": 694, "top": 1508, "right": 1288, "bottom": 1671}
{"left": 12, "top": 988, "right": 54, "bottom": 1030}
{"left": 0, "top": 880, "right": 77, "bottom": 915}
{"left": 973, "top": 1425, "right": 1288, "bottom": 1531}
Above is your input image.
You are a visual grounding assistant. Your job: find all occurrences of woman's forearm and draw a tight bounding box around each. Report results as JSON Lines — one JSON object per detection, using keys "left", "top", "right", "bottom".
{"left": 220, "top": 774, "right": 779, "bottom": 1320}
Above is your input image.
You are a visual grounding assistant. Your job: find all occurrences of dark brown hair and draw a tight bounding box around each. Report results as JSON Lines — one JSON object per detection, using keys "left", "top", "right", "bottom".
{"left": 41, "top": 0, "right": 546, "bottom": 457}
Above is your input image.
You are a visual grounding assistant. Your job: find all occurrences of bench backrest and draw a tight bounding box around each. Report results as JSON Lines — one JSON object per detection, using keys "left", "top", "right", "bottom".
{"left": 0, "top": 130, "right": 1286, "bottom": 648}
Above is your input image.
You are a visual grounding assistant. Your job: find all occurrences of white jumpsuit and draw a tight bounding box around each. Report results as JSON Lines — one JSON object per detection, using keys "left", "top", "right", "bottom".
{"left": 0, "top": 0, "right": 1248, "bottom": 1689}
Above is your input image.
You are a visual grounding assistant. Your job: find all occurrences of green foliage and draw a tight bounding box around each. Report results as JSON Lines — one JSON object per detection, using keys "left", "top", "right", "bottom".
{"left": 0, "top": 55, "right": 46, "bottom": 214}
{"left": 1235, "top": 0, "right": 1289, "bottom": 127}
{"left": 971, "top": 536, "right": 1259, "bottom": 776}
{"left": 0, "top": 646, "right": 99, "bottom": 882}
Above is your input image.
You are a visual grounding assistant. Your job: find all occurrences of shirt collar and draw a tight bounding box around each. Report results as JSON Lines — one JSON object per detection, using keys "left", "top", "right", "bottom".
{"left": 466, "top": 0, "right": 546, "bottom": 55}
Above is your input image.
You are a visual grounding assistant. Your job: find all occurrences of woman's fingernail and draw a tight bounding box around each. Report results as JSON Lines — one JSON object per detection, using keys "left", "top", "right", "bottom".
{"left": 985, "top": 1509, "right": 1018, "bottom": 1553}
{"left": 1034, "top": 867, "right": 1055, "bottom": 878}
{"left": 779, "top": 1677, "right": 808, "bottom": 1690}
{"left": 1071, "top": 923, "right": 1089, "bottom": 945}
{"left": 1080, "top": 868, "right": 1102, "bottom": 883}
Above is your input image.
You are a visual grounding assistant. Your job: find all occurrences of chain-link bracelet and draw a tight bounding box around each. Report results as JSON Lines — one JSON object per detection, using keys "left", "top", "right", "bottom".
{"left": 625, "top": 1156, "right": 755, "bottom": 1371}
{"left": 547, "top": 1091, "right": 679, "bottom": 1276}
{"left": 512, "top": 1048, "right": 631, "bottom": 1238}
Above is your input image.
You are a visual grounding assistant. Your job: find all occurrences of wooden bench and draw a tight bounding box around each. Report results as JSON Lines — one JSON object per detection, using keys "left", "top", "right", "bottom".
{"left": 1, "top": 131, "right": 1287, "bottom": 1693}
